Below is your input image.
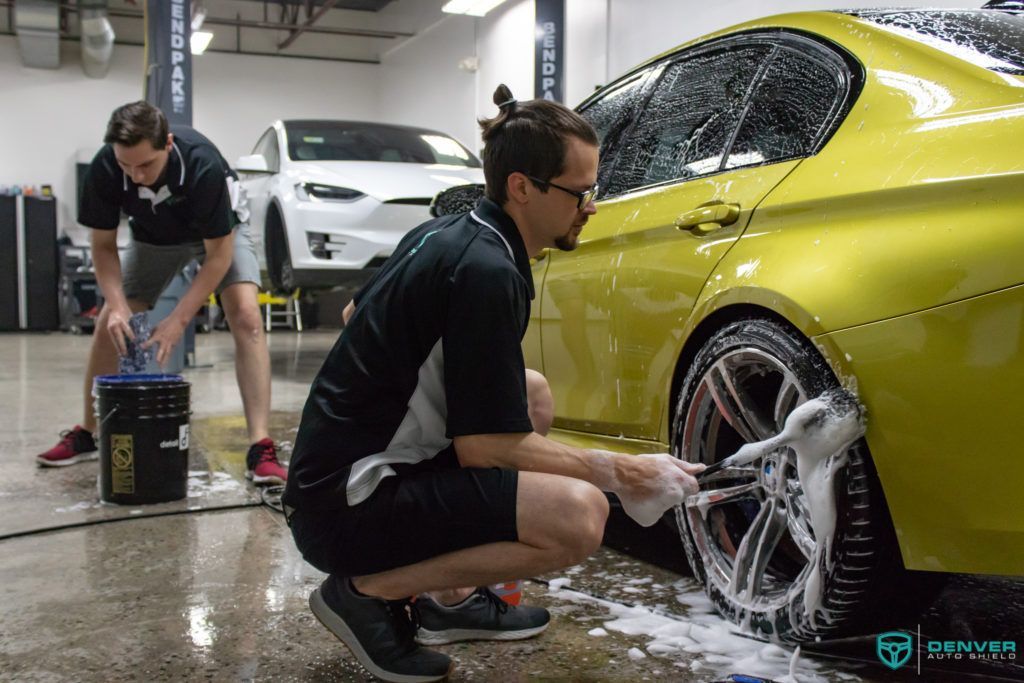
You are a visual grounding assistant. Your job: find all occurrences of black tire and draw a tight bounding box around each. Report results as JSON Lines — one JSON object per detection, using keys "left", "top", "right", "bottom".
{"left": 672, "top": 318, "right": 939, "bottom": 643}
{"left": 266, "top": 206, "right": 295, "bottom": 292}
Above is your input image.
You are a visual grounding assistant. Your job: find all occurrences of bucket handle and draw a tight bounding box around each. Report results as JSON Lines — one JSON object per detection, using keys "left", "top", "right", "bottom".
{"left": 98, "top": 404, "right": 119, "bottom": 429}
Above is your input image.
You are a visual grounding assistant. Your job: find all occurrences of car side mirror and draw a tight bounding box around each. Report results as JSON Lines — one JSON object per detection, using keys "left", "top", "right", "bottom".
{"left": 430, "top": 183, "right": 485, "bottom": 218}
{"left": 235, "top": 154, "right": 271, "bottom": 174}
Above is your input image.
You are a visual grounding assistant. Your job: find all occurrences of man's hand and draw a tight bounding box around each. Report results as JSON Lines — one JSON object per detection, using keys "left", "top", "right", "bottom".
{"left": 106, "top": 305, "right": 135, "bottom": 357}
{"left": 141, "top": 315, "right": 188, "bottom": 367}
{"left": 593, "top": 452, "right": 706, "bottom": 527}
{"left": 614, "top": 453, "right": 705, "bottom": 499}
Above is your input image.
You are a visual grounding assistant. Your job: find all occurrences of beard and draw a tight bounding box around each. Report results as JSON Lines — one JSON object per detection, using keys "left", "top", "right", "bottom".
{"left": 555, "top": 225, "right": 581, "bottom": 252}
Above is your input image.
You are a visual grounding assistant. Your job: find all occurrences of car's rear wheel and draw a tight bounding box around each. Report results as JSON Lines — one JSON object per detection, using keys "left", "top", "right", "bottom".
{"left": 672, "top": 318, "right": 937, "bottom": 642}
{"left": 266, "top": 206, "right": 295, "bottom": 292}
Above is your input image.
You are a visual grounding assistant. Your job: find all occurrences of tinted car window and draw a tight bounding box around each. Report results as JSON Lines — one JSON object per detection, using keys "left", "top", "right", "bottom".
{"left": 851, "top": 10, "right": 1024, "bottom": 74}
{"left": 283, "top": 121, "right": 481, "bottom": 167}
{"left": 607, "top": 46, "right": 771, "bottom": 195}
{"left": 726, "top": 47, "right": 844, "bottom": 169}
{"left": 578, "top": 71, "right": 652, "bottom": 192}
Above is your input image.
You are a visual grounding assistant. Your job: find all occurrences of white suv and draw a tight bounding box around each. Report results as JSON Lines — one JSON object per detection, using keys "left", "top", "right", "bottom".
{"left": 236, "top": 120, "right": 485, "bottom": 290}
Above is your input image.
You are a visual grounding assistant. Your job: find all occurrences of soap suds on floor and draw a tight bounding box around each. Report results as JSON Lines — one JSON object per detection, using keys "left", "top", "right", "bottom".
{"left": 547, "top": 580, "right": 854, "bottom": 683}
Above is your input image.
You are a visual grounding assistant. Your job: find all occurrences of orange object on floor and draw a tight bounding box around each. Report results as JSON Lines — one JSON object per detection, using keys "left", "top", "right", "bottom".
{"left": 491, "top": 580, "right": 522, "bottom": 606}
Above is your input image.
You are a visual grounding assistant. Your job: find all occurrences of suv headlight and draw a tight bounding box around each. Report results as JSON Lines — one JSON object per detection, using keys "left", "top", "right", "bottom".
{"left": 294, "top": 182, "right": 365, "bottom": 202}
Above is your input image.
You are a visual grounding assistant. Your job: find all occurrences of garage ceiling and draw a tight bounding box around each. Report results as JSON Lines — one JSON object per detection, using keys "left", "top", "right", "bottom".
{"left": 235, "top": 0, "right": 395, "bottom": 10}
{"left": 0, "top": 0, "right": 452, "bottom": 64}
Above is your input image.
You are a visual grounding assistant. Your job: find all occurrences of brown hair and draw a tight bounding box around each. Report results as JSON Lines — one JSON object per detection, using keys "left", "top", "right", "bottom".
{"left": 478, "top": 84, "right": 597, "bottom": 205}
{"left": 104, "top": 101, "right": 169, "bottom": 149}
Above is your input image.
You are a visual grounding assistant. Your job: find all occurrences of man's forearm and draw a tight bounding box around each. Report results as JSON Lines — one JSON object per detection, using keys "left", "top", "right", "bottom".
{"left": 454, "top": 431, "right": 616, "bottom": 490}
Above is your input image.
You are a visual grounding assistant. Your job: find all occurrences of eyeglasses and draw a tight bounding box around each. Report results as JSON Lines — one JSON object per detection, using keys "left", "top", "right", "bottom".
{"left": 521, "top": 173, "right": 599, "bottom": 210}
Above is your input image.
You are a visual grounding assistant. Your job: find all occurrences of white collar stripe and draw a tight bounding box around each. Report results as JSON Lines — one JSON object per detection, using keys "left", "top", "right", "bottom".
{"left": 469, "top": 210, "right": 515, "bottom": 262}
{"left": 172, "top": 142, "right": 186, "bottom": 184}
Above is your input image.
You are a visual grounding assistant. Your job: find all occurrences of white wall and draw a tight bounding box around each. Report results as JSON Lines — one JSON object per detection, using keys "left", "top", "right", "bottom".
{"left": 0, "top": 39, "right": 140, "bottom": 237}
{"left": 376, "top": 16, "right": 480, "bottom": 151}
{"left": 0, "top": 35, "right": 377, "bottom": 240}
{"left": 565, "top": 0, "right": 609, "bottom": 107}
{"left": 377, "top": 0, "right": 537, "bottom": 153}
{"left": 192, "top": 50, "right": 378, "bottom": 164}
{"left": 474, "top": 0, "right": 536, "bottom": 126}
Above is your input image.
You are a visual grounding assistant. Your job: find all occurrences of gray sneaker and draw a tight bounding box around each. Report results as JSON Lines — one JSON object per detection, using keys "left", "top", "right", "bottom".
{"left": 415, "top": 587, "right": 550, "bottom": 645}
{"left": 310, "top": 576, "right": 452, "bottom": 683}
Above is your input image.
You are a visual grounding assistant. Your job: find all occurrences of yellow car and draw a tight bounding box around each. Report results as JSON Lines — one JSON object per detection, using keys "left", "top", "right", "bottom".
{"left": 526, "top": 7, "right": 1024, "bottom": 642}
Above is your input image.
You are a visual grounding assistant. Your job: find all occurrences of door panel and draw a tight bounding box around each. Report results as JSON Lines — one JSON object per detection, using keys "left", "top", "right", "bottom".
{"left": 541, "top": 161, "right": 800, "bottom": 438}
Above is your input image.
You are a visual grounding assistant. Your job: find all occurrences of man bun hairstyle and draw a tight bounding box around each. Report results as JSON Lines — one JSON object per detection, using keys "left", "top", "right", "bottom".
{"left": 478, "top": 84, "right": 597, "bottom": 205}
{"left": 104, "top": 100, "right": 169, "bottom": 149}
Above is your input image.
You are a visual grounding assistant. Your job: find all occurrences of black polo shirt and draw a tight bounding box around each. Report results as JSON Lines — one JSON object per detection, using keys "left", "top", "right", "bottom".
{"left": 283, "top": 197, "right": 536, "bottom": 510}
{"left": 78, "top": 125, "right": 238, "bottom": 245}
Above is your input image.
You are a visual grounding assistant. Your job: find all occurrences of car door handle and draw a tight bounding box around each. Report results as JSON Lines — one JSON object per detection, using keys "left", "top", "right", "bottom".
{"left": 675, "top": 202, "right": 741, "bottom": 235}
{"left": 530, "top": 249, "right": 549, "bottom": 266}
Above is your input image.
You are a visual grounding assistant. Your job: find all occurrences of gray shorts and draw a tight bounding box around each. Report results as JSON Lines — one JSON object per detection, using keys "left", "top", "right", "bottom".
{"left": 121, "top": 223, "right": 261, "bottom": 308}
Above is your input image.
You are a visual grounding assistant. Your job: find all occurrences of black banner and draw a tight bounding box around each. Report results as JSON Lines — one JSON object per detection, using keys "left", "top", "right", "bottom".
{"left": 534, "top": 0, "right": 564, "bottom": 102}
{"left": 144, "top": 0, "right": 192, "bottom": 125}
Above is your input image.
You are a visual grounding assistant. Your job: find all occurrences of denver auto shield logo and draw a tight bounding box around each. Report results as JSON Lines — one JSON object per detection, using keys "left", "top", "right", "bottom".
{"left": 877, "top": 631, "right": 914, "bottom": 670}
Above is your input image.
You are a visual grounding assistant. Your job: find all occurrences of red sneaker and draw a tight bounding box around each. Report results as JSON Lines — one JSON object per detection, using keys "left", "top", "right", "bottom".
{"left": 246, "top": 438, "right": 287, "bottom": 485}
{"left": 37, "top": 426, "right": 98, "bottom": 467}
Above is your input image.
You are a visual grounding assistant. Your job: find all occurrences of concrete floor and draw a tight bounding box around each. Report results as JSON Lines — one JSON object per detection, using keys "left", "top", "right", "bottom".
{"left": 1, "top": 330, "right": 1021, "bottom": 682}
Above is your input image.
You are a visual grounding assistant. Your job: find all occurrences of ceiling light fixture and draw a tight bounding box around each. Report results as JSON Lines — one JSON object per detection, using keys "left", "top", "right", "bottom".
{"left": 442, "top": 0, "right": 509, "bottom": 17}
{"left": 190, "top": 30, "right": 214, "bottom": 55}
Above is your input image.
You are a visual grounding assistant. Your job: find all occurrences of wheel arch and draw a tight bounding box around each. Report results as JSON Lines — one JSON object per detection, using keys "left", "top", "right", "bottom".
{"left": 264, "top": 199, "right": 289, "bottom": 264}
{"left": 264, "top": 199, "right": 294, "bottom": 291}
{"left": 667, "top": 302, "right": 802, "bottom": 445}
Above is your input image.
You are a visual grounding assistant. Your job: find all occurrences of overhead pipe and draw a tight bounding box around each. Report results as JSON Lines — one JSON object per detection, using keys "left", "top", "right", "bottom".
{"left": 79, "top": 0, "right": 114, "bottom": 78}
{"left": 14, "top": 0, "right": 61, "bottom": 69}
{"left": 4, "top": 1, "right": 414, "bottom": 40}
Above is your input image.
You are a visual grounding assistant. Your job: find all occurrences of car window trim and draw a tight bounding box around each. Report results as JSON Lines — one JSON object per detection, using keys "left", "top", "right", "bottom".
{"left": 578, "top": 64, "right": 664, "bottom": 197}
{"left": 717, "top": 44, "right": 782, "bottom": 173}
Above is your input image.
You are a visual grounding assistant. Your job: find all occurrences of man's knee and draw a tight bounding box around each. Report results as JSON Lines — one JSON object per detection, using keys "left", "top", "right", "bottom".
{"left": 554, "top": 481, "right": 608, "bottom": 564}
{"left": 221, "top": 287, "right": 264, "bottom": 342}
{"left": 230, "top": 306, "right": 264, "bottom": 341}
{"left": 525, "top": 369, "right": 553, "bottom": 436}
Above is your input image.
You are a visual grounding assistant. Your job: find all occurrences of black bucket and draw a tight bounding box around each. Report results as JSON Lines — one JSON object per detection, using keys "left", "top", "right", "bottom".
{"left": 94, "top": 374, "right": 191, "bottom": 505}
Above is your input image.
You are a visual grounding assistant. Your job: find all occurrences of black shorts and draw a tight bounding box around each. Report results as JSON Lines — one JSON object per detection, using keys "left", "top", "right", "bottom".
{"left": 288, "top": 464, "right": 519, "bottom": 578}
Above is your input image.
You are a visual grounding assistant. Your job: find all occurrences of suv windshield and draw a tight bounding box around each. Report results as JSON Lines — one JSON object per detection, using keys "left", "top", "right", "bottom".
{"left": 849, "top": 10, "right": 1024, "bottom": 75}
{"left": 284, "top": 121, "right": 481, "bottom": 167}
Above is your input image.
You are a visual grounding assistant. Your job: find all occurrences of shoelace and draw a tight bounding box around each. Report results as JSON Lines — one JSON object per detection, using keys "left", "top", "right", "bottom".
{"left": 477, "top": 587, "right": 509, "bottom": 615}
{"left": 252, "top": 444, "right": 278, "bottom": 466}
{"left": 58, "top": 429, "right": 89, "bottom": 449}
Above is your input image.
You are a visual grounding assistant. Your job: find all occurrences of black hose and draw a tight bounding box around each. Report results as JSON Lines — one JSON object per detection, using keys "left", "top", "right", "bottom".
{"left": 0, "top": 500, "right": 267, "bottom": 543}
